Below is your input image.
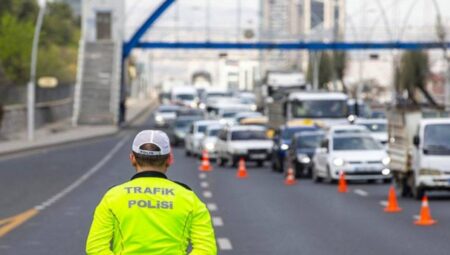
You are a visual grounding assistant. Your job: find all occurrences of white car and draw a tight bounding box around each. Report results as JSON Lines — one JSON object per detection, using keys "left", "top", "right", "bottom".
{"left": 200, "top": 124, "right": 224, "bottom": 159}
{"left": 215, "top": 125, "right": 273, "bottom": 167}
{"left": 185, "top": 120, "right": 220, "bottom": 157}
{"left": 312, "top": 133, "right": 391, "bottom": 182}
{"left": 355, "top": 119, "right": 388, "bottom": 145}
{"left": 324, "top": 124, "right": 370, "bottom": 138}
{"left": 153, "top": 105, "right": 180, "bottom": 127}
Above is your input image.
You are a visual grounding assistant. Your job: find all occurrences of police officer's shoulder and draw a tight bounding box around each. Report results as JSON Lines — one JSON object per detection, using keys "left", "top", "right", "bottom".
{"left": 171, "top": 180, "right": 192, "bottom": 191}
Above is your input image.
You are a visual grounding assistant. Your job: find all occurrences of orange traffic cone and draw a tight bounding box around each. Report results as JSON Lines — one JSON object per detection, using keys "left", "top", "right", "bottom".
{"left": 414, "top": 195, "right": 437, "bottom": 226}
{"left": 198, "top": 150, "right": 212, "bottom": 172}
{"left": 236, "top": 158, "right": 248, "bottom": 179}
{"left": 384, "top": 186, "right": 402, "bottom": 213}
{"left": 284, "top": 166, "right": 297, "bottom": 186}
{"left": 337, "top": 171, "right": 348, "bottom": 193}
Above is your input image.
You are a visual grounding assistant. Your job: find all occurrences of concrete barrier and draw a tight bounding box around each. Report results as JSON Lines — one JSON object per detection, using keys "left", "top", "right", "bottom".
{"left": 0, "top": 98, "right": 73, "bottom": 138}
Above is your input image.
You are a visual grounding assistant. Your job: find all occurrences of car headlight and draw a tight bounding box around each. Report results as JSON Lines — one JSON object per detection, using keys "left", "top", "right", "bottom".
{"left": 205, "top": 142, "right": 215, "bottom": 151}
{"left": 333, "top": 158, "right": 345, "bottom": 167}
{"left": 381, "top": 168, "right": 391, "bottom": 175}
{"left": 419, "top": 168, "right": 442, "bottom": 176}
{"left": 199, "top": 103, "right": 206, "bottom": 109}
{"left": 155, "top": 115, "right": 163, "bottom": 122}
{"left": 280, "top": 144, "right": 289, "bottom": 150}
{"left": 190, "top": 101, "right": 197, "bottom": 108}
{"left": 297, "top": 154, "right": 311, "bottom": 164}
{"left": 382, "top": 157, "right": 391, "bottom": 166}
{"left": 251, "top": 104, "right": 257, "bottom": 111}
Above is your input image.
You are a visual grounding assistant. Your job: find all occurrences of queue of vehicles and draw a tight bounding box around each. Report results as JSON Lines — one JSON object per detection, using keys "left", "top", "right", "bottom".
{"left": 155, "top": 82, "right": 450, "bottom": 199}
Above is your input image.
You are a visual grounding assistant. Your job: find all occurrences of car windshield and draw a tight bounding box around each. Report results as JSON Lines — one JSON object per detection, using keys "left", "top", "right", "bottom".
{"left": 423, "top": 124, "right": 450, "bottom": 155}
{"left": 291, "top": 100, "right": 348, "bottom": 118}
{"left": 231, "top": 130, "right": 268, "bottom": 141}
{"left": 297, "top": 134, "right": 324, "bottom": 149}
{"left": 240, "top": 98, "right": 255, "bottom": 104}
{"left": 175, "top": 119, "right": 197, "bottom": 128}
{"left": 208, "top": 92, "right": 230, "bottom": 98}
{"left": 208, "top": 129, "right": 220, "bottom": 137}
{"left": 333, "top": 136, "right": 382, "bottom": 151}
{"left": 176, "top": 94, "right": 195, "bottom": 100}
{"left": 334, "top": 129, "right": 367, "bottom": 134}
{"left": 359, "top": 123, "right": 387, "bottom": 133}
{"left": 222, "top": 112, "right": 238, "bottom": 118}
{"left": 197, "top": 125, "right": 207, "bottom": 134}
{"left": 158, "top": 107, "right": 178, "bottom": 113}
{"left": 282, "top": 128, "right": 315, "bottom": 140}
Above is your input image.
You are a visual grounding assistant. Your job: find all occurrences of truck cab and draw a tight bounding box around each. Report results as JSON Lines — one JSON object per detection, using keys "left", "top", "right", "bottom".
{"left": 267, "top": 91, "right": 350, "bottom": 130}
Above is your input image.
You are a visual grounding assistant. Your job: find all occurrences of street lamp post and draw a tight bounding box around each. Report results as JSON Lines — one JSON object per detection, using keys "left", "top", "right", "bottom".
{"left": 27, "top": 0, "right": 46, "bottom": 141}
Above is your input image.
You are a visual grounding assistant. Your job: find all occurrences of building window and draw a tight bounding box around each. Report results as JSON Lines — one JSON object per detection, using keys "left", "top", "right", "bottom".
{"left": 96, "top": 11, "right": 112, "bottom": 40}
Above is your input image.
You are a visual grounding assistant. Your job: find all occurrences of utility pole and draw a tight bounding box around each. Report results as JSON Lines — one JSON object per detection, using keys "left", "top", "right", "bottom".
{"left": 27, "top": 0, "right": 46, "bottom": 141}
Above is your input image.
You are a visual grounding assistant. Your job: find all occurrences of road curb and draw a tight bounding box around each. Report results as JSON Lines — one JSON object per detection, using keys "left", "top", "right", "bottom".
{"left": 0, "top": 100, "right": 158, "bottom": 157}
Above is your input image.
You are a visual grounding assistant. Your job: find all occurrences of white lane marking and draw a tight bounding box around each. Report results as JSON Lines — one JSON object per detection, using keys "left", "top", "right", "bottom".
{"left": 353, "top": 189, "right": 369, "bottom": 197}
{"left": 200, "top": 181, "right": 209, "bottom": 188}
{"left": 34, "top": 135, "right": 130, "bottom": 211}
{"left": 212, "top": 217, "right": 223, "bottom": 227}
{"left": 379, "top": 200, "right": 388, "bottom": 207}
{"left": 203, "top": 191, "right": 213, "bottom": 198}
{"left": 199, "top": 173, "right": 207, "bottom": 179}
{"left": 207, "top": 203, "right": 218, "bottom": 211}
{"left": 217, "top": 238, "right": 233, "bottom": 250}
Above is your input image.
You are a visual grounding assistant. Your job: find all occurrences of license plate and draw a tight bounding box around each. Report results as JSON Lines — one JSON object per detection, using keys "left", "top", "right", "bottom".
{"left": 250, "top": 154, "right": 266, "bottom": 159}
{"left": 354, "top": 167, "right": 378, "bottom": 172}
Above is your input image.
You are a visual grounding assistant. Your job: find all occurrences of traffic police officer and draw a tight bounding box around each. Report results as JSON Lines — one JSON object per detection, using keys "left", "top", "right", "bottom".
{"left": 86, "top": 130, "right": 217, "bottom": 254}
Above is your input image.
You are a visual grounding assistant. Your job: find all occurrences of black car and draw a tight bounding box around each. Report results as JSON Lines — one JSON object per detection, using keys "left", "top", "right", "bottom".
{"left": 271, "top": 125, "right": 318, "bottom": 172}
{"left": 287, "top": 130, "right": 324, "bottom": 178}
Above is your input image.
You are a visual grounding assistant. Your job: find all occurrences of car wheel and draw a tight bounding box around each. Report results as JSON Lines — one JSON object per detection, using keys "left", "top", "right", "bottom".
{"left": 185, "top": 150, "right": 191, "bottom": 156}
{"left": 326, "top": 166, "right": 336, "bottom": 184}
{"left": 257, "top": 160, "right": 264, "bottom": 167}
{"left": 231, "top": 157, "right": 238, "bottom": 168}
{"left": 294, "top": 162, "right": 303, "bottom": 178}
{"left": 217, "top": 155, "right": 225, "bottom": 167}
{"left": 412, "top": 182, "right": 425, "bottom": 200}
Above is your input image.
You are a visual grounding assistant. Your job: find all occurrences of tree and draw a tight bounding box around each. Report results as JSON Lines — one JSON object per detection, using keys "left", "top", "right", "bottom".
{"left": 0, "top": 14, "right": 34, "bottom": 84}
{"left": 395, "top": 50, "right": 441, "bottom": 107}
{"left": 307, "top": 51, "right": 333, "bottom": 89}
{"left": 332, "top": 51, "right": 348, "bottom": 93}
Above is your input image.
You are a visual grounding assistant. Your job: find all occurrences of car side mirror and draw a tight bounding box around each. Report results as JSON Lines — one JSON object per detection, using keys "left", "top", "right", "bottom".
{"left": 413, "top": 135, "right": 420, "bottom": 147}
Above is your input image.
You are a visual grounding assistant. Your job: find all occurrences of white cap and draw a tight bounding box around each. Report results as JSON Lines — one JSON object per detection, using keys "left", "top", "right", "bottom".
{"left": 132, "top": 130, "right": 171, "bottom": 156}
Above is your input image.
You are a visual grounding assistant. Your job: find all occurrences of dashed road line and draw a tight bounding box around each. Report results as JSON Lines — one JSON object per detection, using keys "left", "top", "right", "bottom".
{"left": 203, "top": 191, "right": 213, "bottom": 198}
{"left": 217, "top": 238, "right": 233, "bottom": 250}
{"left": 199, "top": 173, "right": 207, "bottom": 179}
{"left": 353, "top": 189, "right": 369, "bottom": 197}
{"left": 212, "top": 216, "right": 223, "bottom": 227}
{"left": 200, "top": 181, "right": 209, "bottom": 188}
{"left": 379, "top": 200, "right": 388, "bottom": 207}
{"left": 207, "top": 203, "right": 218, "bottom": 211}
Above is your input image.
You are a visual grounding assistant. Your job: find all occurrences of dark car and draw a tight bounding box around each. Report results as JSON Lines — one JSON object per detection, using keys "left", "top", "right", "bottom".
{"left": 271, "top": 125, "right": 318, "bottom": 172}
{"left": 168, "top": 116, "right": 203, "bottom": 146}
{"left": 287, "top": 130, "right": 325, "bottom": 178}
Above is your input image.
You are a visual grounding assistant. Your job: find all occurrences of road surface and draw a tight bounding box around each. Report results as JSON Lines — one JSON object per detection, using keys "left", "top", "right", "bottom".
{"left": 1, "top": 114, "right": 450, "bottom": 255}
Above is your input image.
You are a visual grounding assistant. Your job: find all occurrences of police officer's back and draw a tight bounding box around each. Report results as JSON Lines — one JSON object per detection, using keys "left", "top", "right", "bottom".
{"left": 86, "top": 130, "right": 217, "bottom": 254}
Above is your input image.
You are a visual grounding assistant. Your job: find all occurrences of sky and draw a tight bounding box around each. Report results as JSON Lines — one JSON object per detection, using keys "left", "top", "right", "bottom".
{"left": 124, "top": 0, "right": 450, "bottom": 42}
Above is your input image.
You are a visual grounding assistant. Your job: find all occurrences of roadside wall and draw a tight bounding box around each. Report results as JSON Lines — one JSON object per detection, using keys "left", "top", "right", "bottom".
{"left": 0, "top": 85, "right": 74, "bottom": 138}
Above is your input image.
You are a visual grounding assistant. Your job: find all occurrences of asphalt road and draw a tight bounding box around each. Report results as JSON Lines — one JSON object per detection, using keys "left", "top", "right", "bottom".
{"left": 1, "top": 114, "right": 450, "bottom": 255}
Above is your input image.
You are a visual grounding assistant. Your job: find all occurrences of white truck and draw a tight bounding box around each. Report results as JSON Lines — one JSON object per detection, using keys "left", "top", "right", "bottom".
{"left": 388, "top": 108, "right": 450, "bottom": 199}
{"left": 255, "top": 71, "right": 308, "bottom": 110}
{"left": 266, "top": 91, "right": 349, "bottom": 130}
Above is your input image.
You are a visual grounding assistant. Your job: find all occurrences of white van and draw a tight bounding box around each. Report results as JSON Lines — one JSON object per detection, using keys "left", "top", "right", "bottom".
{"left": 171, "top": 86, "right": 198, "bottom": 108}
